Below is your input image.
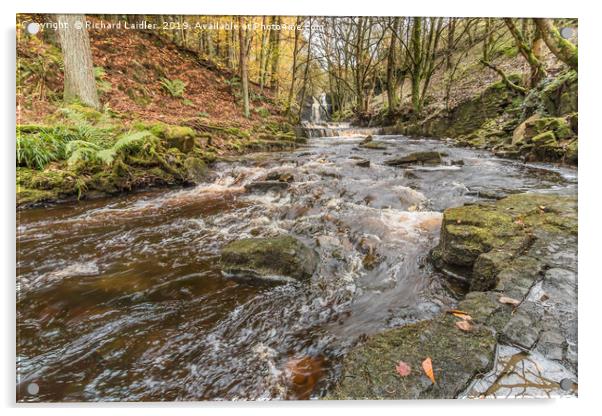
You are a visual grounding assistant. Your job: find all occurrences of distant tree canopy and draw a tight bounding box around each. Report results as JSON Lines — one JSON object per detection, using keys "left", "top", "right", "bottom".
{"left": 52, "top": 15, "right": 578, "bottom": 121}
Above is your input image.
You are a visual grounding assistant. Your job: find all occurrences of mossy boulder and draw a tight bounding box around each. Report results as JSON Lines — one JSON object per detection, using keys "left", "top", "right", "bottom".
{"left": 60, "top": 103, "right": 104, "bottom": 123}
{"left": 183, "top": 157, "right": 208, "bottom": 182}
{"left": 147, "top": 123, "right": 196, "bottom": 153}
{"left": 330, "top": 193, "right": 577, "bottom": 400}
{"left": 327, "top": 314, "right": 497, "bottom": 399}
{"left": 511, "top": 115, "right": 574, "bottom": 162}
{"left": 16, "top": 168, "right": 78, "bottom": 206}
{"left": 513, "top": 115, "right": 571, "bottom": 145}
{"left": 385, "top": 151, "right": 443, "bottom": 166}
{"left": 431, "top": 193, "right": 577, "bottom": 291}
{"left": 16, "top": 187, "right": 59, "bottom": 206}
{"left": 566, "top": 139, "right": 578, "bottom": 164}
{"left": 220, "top": 235, "right": 318, "bottom": 283}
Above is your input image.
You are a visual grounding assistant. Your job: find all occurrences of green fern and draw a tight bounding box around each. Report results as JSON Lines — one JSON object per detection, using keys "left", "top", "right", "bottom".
{"left": 17, "top": 126, "right": 73, "bottom": 169}
{"left": 65, "top": 130, "right": 154, "bottom": 167}
{"left": 160, "top": 77, "right": 186, "bottom": 97}
{"left": 65, "top": 140, "right": 102, "bottom": 166}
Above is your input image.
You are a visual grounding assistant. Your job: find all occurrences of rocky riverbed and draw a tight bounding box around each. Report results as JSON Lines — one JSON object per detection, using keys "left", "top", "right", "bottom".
{"left": 329, "top": 193, "right": 577, "bottom": 399}
{"left": 17, "top": 134, "right": 577, "bottom": 401}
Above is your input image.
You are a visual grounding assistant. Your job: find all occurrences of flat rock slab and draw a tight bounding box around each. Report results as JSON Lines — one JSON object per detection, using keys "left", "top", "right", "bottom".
{"left": 359, "top": 141, "right": 388, "bottom": 150}
{"left": 385, "top": 151, "right": 443, "bottom": 166}
{"left": 328, "top": 314, "right": 496, "bottom": 399}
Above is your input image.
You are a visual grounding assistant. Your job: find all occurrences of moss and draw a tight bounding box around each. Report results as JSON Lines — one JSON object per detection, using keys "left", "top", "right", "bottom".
{"left": 328, "top": 314, "right": 496, "bottom": 399}
{"left": 134, "top": 122, "right": 197, "bottom": 153}
{"left": 531, "top": 130, "right": 556, "bottom": 145}
{"left": 183, "top": 157, "right": 208, "bottom": 182}
{"left": 61, "top": 103, "right": 103, "bottom": 124}
{"left": 143, "top": 122, "right": 195, "bottom": 141}
{"left": 224, "top": 126, "right": 251, "bottom": 139}
{"left": 17, "top": 167, "right": 75, "bottom": 192}
{"left": 220, "top": 235, "right": 318, "bottom": 282}
{"left": 16, "top": 167, "right": 78, "bottom": 206}
{"left": 566, "top": 139, "right": 578, "bottom": 164}
{"left": 433, "top": 193, "right": 577, "bottom": 290}
{"left": 16, "top": 187, "right": 59, "bottom": 206}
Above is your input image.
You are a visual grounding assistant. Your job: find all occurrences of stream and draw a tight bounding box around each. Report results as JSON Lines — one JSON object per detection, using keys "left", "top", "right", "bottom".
{"left": 16, "top": 134, "right": 577, "bottom": 402}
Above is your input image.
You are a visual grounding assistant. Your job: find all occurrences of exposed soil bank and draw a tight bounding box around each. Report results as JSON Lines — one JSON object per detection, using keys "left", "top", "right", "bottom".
{"left": 329, "top": 193, "right": 577, "bottom": 399}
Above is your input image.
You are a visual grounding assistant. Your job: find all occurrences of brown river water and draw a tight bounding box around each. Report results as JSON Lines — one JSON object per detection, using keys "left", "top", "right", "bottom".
{"left": 16, "top": 134, "right": 577, "bottom": 401}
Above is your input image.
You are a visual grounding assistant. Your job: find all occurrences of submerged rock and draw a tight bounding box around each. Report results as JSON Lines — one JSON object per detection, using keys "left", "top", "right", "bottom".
{"left": 359, "top": 141, "right": 387, "bottom": 150}
{"left": 355, "top": 158, "right": 370, "bottom": 168}
{"left": 284, "top": 356, "right": 325, "bottom": 399}
{"left": 244, "top": 180, "right": 290, "bottom": 193}
{"left": 220, "top": 235, "right": 318, "bottom": 283}
{"left": 265, "top": 170, "right": 295, "bottom": 183}
{"left": 385, "top": 151, "right": 443, "bottom": 166}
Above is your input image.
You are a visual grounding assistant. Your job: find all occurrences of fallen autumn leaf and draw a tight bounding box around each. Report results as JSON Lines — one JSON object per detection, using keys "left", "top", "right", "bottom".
{"left": 455, "top": 320, "right": 473, "bottom": 332}
{"left": 422, "top": 357, "right": 435, "bottom": 384}
{"left": 449, "top": 310, "right": 473, "bottom": 321}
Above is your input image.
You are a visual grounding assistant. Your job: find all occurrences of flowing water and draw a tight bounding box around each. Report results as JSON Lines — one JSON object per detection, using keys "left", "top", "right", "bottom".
{"left": 16, "top": 134, "right": 577, "bottom": 402}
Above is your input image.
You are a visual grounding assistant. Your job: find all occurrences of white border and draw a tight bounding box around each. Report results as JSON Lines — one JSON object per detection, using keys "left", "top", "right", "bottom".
{"left": 2, "top": 1, "right": 600, "bottom": 415}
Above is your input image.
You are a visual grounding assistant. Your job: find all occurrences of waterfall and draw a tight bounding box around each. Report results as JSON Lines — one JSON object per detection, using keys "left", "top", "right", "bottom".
{"left": 311, "top": 97, "right": 321, "bottom": 124}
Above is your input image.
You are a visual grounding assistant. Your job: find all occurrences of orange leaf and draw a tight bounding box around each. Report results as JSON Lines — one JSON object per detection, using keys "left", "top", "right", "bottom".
{"left": 422, "top": 357, "right": 435, "bottom": 384}
{"left": 498, "top": 296, "right": 521, "bottom": 306}
{"left": 449, "top": 310, "right": 473, "bottom": 321}
{"left": 455, "top": 320, "right": 473, "bottom": 332}
{"left": 395, "top": 360, "right": 412, "bottom": 377}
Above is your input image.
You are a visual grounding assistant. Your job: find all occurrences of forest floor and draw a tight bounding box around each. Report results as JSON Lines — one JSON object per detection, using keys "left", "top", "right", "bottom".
{"left": 18, "top": 17, "right": 286, "bottom": 129}
{"left": 16, "top": 19, "right": 300, "bottom": 207}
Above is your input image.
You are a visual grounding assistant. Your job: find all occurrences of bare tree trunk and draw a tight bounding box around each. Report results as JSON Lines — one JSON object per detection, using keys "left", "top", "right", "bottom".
{"left": 286, "top": 17, "right": 302, "bottom": 116}
{"left": 238, "top": 17, "right": 250, "bottom": 118}
{"left": 258, "top": 16, "right": 268, "bottom": 92}
{"left": 269, "top": 16, "right": 282, "bottom": 94}
{"left": 298, "top": 18, "right": 314, "bottom": 122}
{"left": 504, "top": 18, "right": 547, "bottom": 88}
{"left": 410, "top": 17, "right": 423, "bottom": 114}
{"left": 534, "top": 18, "right": 578, "bottom": 71}
{"left": 386, "top": 17, "right": 400, "bottom": 114}
{"left": 56, "top": 14, "right": 100, "bottom": 109}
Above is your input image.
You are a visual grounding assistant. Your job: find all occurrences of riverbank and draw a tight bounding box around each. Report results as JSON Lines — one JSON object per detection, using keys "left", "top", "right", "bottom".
{"left": 375, "top": 71, "right": 578, "bottom": 166}
{"left": 329, "top": 192, "right": 577, "bottom": 399}
{"left": 17, "top": 17, "right": 300, "bottom": 209}
{"left": 16, "top": 103, "right": 301, "bottom": 208}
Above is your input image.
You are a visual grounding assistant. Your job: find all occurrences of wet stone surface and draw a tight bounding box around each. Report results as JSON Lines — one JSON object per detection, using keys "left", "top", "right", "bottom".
{"left": 331, "top": 192, "right": 578, "bottom": 399}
